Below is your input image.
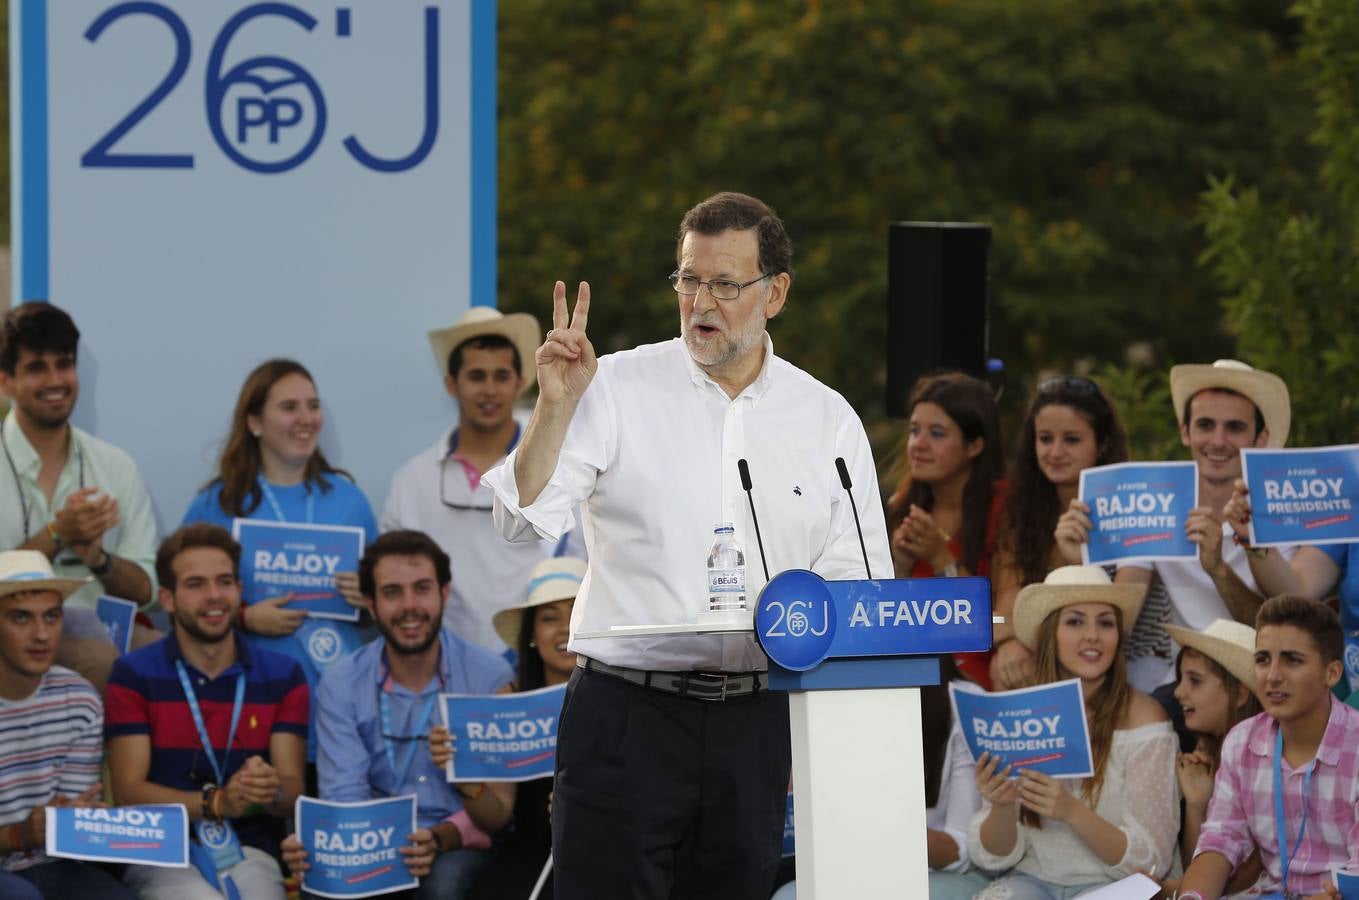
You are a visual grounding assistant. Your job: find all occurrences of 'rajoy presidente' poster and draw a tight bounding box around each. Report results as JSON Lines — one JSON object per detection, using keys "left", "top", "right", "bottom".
{"left": 1079, "top": 461, "right": 1198, "bottom": 565}
{"left": 233, "top": 520, "right": 364, "bottom": 622}
{"left": 1243, "top": 445, "right": 1359, "bottom": 548}
{"left": 950, "top": 679, "right": 1094, "bottom": 779}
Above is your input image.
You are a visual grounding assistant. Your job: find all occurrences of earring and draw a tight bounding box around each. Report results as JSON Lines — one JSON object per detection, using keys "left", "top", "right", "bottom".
{"left": 528, "top": 640, "right": 536, "bottom": 648}
{"left": 251, "top": 430, "right": 262, "bottom": 438}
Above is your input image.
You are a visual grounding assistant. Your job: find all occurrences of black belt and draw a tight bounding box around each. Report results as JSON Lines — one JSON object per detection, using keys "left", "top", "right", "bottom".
{"left": 577, "top": 656, "right": 767, "bottom": 701}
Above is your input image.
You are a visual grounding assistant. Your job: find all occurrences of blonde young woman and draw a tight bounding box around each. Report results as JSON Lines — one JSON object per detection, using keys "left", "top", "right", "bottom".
{"left": 969, "top": 566, "right": 1179, "bottom": 900}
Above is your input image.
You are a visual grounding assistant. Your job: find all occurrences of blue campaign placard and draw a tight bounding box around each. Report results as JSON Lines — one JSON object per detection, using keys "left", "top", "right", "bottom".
{"left": 755, "top": 571, "right": 992, "bottom": 673}
{"left": 45, "top": 804, "right": 189, "bottom": 868}
{"left": 297, "top": 795, "right": 417, "bottom": 899}
{"left": 96, "top": 594, "right": 137, "bottom": 654}
{"left": 232, "top": 520, "right": 364, "bottom": 622}
{"left": 1334, "top": 868, "right": 1359, "bottom": 900}
{"left": 950, "top": 679, "right": 1094, "bottom": 779}
{"left": 1079, "top": 461, "right": 1198, "bottom": 564}
{"left": 442, "top": 683, "right": 567, "bottom": 782}
{"left": 1243, "top": 445, "right": 1359, "bottom": 548}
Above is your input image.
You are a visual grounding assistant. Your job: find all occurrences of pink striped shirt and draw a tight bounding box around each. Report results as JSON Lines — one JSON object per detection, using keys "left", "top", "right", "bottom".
{"left": 1195, "top": 696, "right": 1359, "bottom": 896}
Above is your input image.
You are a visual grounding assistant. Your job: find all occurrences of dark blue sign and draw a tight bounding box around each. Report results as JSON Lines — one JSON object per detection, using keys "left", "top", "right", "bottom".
{"left": 442, "top": 684, "right": 567, "bottom": 782}
{"left": 96, "top": 594, "right": 137, "bottom": 654}
{"left": 755, "top": 571, "right": 991, "bottom": 673}
{"left": 233, "top": 520, "right": 363, "bottom": 622}
{"left": 1243, "top": 446, "right": 1359, "bottom": 548}
{"left": 950, "top": 680, "right": 1094, "bottom": 779}
{"left": 297, "top": 795, "right": 417, "bottom": 899}
{"left": 45, "top": 804, "right": 189, "bottom": 868}
{"left": 1080, "top": 461, "right": 1197, "bottom": 564}
{"left": 1334, "top": 868, "right": 1359, "bottom": 900}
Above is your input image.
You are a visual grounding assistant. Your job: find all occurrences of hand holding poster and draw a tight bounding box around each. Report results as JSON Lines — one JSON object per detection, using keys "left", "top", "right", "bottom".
{"left": 950, "top": 679, "right": 1094, "bottom": 779}
{"left": 1079, "top": 461, "right": 1198, "bottom": 565}
{"left": 442, "top": 683, "right": 567, "bottom": 782}
{"left": 296, "top": 795, "right": 418, "bottom": 899}
{"left": 96, "top": 595, "right": 137, "bottom": 654}
{"left": 45, "top": 804, "right": 189, "bottom": 868}
{"left": 1242, "top": 445, "right": 1359, "bottom": 547}
{"left": 232, "top": 520, "right": 364, "bottom": 622}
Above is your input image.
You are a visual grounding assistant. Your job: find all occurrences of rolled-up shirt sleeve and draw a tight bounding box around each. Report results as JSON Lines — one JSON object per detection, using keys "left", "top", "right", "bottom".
{"left": 967, "top": 803, "right": 1026, "bottom": 873}
{"left": 940, "top": 723, "right": 981, "bottom": 873}
{"left": 1105, "top": 726, "right": 1179, "bottom": 878}
{"left": 1193, "top": 727, "right": 1255, "bottom": 870}
{"left": 811, "top": 410, "right": 892, "bottom": 582}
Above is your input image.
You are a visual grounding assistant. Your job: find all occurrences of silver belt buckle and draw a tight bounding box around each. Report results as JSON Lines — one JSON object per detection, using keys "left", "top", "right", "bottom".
{"left": 691, "top": 671, "right": 728, "bottom": 701}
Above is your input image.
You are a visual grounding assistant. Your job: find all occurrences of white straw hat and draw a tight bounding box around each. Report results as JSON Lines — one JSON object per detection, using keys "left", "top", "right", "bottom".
{"left": 427, "top": 307, "right": 541, "bottom": 398}
{"left": 1165, "top": 619, "right": 1259, "bottom": 698}
{"left": 1013, "top": 565, "right": 1147, "bottom": 651}
{"left": 491, "top": 557, "right": 586, "bottom": 649}
{"left": 1169, "top": 359, "right": 1290, "bottom": 448}
{"left": 0, "top": 550, "right": 91, "bottom": 600}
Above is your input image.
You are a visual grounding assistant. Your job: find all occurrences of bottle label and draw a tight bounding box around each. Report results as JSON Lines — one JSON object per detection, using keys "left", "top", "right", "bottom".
{"left": 708, "top": 568, "right": 746, "bottom": 594}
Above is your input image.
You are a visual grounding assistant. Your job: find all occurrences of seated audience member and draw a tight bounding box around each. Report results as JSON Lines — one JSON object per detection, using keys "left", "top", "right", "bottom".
{"left": 1222, "top": 479, "right": 1359, "bottom": 694}
{"left": 1056, "top": 360, "right": 1294, "bottom": 699}
{"left": 428, "top": 555, "right": 585, "bottom": 900}
{"left": 0, "top": 551, "right": 136, "bottom": 898}
{"left": 969, "top": 566, "right": 1178, "bottom": 899}
{"left": 991, "top": 375, "right": 1131, "bottom": 689}
{"left": 105, "top": 525, "right": 308, "bottom": 899}
{"left": 181, "top": 358, "right": 378, "bottom": 762}
{"left": 1179, "top": 595, "right": 1359, "bottom": 900}
{"left": 1163, "top": 620, "right": 1262, "bottom": 887}
{"left": 284, "top": 530, "right": 515, "bottom": 900}
{"left": 886, "top": 372, "right": 1004, "bottom": 686}
{"left": 0, "top": 302, "right": 158, "bottom": 693}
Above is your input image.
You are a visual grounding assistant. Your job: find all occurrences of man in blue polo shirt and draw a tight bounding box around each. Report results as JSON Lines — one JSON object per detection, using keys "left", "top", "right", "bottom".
{"left": 105, "top": 524, "right": 308, "bottom": 899}
{"left": 283, "top": 530, "right": 514, "bottom": 899}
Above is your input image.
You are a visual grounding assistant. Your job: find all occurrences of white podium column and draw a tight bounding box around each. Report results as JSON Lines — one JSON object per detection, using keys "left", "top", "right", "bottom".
{"left": 788, "top": 687, "right": 928, "bottom": 899}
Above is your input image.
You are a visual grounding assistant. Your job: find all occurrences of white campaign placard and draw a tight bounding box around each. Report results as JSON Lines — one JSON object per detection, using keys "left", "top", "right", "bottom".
{"left": 11, "top": 0, "right": 497, "bottom": 525}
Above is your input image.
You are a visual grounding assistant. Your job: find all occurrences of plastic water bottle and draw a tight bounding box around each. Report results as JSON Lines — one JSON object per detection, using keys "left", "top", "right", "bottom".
{"left": 706, "top": 523, "right": 747, "bottom": 612}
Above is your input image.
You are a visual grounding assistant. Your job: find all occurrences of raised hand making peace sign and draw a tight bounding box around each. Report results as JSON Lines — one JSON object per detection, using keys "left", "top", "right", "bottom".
{"left": 537, "top": 281, "right": 597, "bottom": 406}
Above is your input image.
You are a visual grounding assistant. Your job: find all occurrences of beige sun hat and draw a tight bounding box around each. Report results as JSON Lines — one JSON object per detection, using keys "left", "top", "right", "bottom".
{"left": 1169, "top": 359, "right": 1290, "bottom": 448}
{"left": 0, "top": 550, "right": 91, "bottom": 600}
{"left": 1164, "top": 619, "right": 1258, "bottom": 696}
{"left": 492, "top": 557, "right": 586, "bottom": 649}
{"left": 1013, "top": 565, "right": 1147, "bottom": 650}
{"left": 427, "top": 307, "right": 542, "bottom": 398}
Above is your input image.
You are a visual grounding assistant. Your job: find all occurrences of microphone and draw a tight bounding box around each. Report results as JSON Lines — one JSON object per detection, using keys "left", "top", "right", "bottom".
{"left": 836, "top": 457, "right": 874, "bottom": 580}
{"left": 737, "top": 459, "right": 771, "bottom": 582}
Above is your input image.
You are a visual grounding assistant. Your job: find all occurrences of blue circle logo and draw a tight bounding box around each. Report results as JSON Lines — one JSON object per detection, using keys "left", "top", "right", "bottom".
{"left": 307, "top": 626, "right": 342, "bottom": 665}
{"left": 755, "top": 570, "right": 836, "bottom": 671}
{"left": 200, "top": 820, "right": 231, "bottom": 848}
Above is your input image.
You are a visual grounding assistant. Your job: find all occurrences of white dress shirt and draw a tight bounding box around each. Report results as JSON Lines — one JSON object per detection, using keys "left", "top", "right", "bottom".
{"left": 483, "top": 335, "right": 892, "bottom": 672}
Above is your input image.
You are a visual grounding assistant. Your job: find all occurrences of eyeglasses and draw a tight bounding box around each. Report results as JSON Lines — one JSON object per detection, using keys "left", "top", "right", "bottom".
{"left": 669, "top": 271, "right": 769, "bottom": 302}
{"left": 441, "top": 456, "right": 494, "bottom": 512}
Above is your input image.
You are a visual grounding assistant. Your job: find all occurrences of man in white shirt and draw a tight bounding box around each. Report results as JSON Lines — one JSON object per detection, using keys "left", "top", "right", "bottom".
{"left": 0, "top": 303, "right": 158, "bottom": 693}
{"left": 381, "top": 307, "right": 562, "bottom": 654}
{"left": 483, "top": 192, "right": 891, "bottom": 899}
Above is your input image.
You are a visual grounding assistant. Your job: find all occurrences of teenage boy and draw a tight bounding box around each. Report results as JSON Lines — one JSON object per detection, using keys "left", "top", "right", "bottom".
{"left": 0, "top": 550, "right": 136, "bottom": 898}
{"left": 1179, "top": 594, "right": 1359, "bottom": 900}
{"left": 0, "top": 303, "right": 158, "bottom": 691}
{"left": 282, "top": 529, "right": 514, "bottom": 899}
{"left": 105, "top": 525, "right": 308, "bottom": 899}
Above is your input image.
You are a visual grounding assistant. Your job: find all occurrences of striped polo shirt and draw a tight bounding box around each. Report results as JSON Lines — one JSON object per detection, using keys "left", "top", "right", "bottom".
{"left": 0, "top": 666, "right": 103, "bottom": 872}
{"left": 104, "top": 631, "right": 308, "bottom": 856}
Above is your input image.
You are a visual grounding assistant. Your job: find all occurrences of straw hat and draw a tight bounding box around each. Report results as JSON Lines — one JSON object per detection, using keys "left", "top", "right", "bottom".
{"left": 1164, "top": 619, "right": 1258, "bottom": 696}
{"left": 1013, "top": 565, "right": 1147, "bottom": 650}
{"left": 492, "top": 557, "right": 586, "bottom": 649}
{"left": 1169, "top": 359, "right": 1290, "bottom": 448}
{"left": 427, "top": 307, "right": 541, "bottom": 398}
{"left": 0, "top": 550, "right": 90, "bottom": 600}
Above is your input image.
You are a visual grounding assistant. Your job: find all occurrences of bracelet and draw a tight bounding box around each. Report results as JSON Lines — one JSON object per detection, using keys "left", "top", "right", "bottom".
{"left": 46, "top": 521, "right": 64, "bottom": 551}
{"left": 211, "top": 785, "right": 227, "bottom": 821}
{"left": 201, "top": 783, "right": 219, "bottom": 822}
{"left": 237, "top": 603, "right": 249, "bottom": 631}
{"left": 88, "top": 551, "right": 113, "bottom": 577}
{"left": 7, "top": 823, "right": 26, "bottom": 852}
{"left": 455, "top": 782, "right": 486, "bottom": 803}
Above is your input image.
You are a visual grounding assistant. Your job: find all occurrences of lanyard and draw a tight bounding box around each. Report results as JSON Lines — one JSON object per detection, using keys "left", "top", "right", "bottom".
{"left": 175, "top": 661, "right": 246, "bottom": 786}
{"left": 258, "top": 477, "right": 314, "bottom": 524}
{"left": 379, "top": 690, "right": 439, "bottom": 789}
{"left": 1272, "top": 726, "right": 1315, "bottom": 898}
{"left": 2, "top": 428, "right": 86, "bottom": 538}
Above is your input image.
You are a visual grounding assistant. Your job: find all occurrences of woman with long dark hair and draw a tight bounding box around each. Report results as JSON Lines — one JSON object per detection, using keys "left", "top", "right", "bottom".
{"left": 990, "top": 376, "right": 1129, "bottom": 689}
{"left": 885, "top": 372, "right": 1004, "bottom": 686}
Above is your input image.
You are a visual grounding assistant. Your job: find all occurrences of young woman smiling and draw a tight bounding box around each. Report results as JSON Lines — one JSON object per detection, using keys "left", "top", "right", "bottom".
{"left": 968, "top": 566, "right": 1179, "bottom": 900}
{"left": 991, "top": 376, "right": 1130, "bottom": 690}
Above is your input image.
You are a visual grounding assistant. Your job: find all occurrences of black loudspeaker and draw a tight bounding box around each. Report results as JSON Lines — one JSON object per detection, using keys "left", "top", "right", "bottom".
{"left": 885, "top": 222, "right": 992, "bottom": 418}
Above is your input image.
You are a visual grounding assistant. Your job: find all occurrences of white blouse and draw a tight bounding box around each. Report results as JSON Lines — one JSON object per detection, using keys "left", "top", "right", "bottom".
{"left": 967, "top": 720, "right": 1180, "bottom": 885}
{"left": 930, "top": 682, "right": 984, "bottom": 873}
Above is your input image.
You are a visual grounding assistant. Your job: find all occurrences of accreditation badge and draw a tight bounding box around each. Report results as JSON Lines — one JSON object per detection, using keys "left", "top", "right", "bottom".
{"left": 195, "top": 817, "right": 245, "bottom": 872}
{"left": 296, "top": 618, "right": 350, "bottom": 673}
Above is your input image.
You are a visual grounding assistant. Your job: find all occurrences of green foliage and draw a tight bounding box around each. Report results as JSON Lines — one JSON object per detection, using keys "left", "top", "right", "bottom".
{"left": 1192, "top": 0, "right": 1359, "bottom": 446}
{"left": 1094, "top": 363, "right": 1184, "bottom": 463}
{"left": 498, "top": 0, "right": 1316, "bottom": 422}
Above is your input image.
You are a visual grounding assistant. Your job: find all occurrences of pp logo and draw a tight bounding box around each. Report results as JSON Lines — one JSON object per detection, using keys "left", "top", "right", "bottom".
{"left": 755, "top": 570, "right": 837, "bottom": 672}
{"left": 199, "top": 820, "right": 231, "bottom": 849}
{"left": 1345, "top": 642, "right": 1359, "bottom": 683}
{"left": 307, "top": 626, "right": 343, "bottom": 666}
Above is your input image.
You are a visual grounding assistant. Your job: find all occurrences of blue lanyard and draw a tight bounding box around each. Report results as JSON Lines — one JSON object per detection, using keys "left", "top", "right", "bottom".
{"left": 1272, "top": 726, "right": 1315, "bottom": 898}
{"left": 175, "top": 661, "right": 246, "bottom": 786}
{"left": 258, "top": 477, "right": 314, "bottom": 524}
{"left": 379, "top": 690, "right": 439, "bottom": 789}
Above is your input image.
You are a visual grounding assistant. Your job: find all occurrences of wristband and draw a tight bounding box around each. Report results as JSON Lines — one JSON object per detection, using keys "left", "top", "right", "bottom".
{"left": 88, "top": 551, "right": 113, "bottom": 577}
{"left": 201, "top": 783, "right": 219, "bottom": 822}
{"left": 455, "top": 782, "right": 486, "bottom": 802}
{"left": 237, "top": 603, "right": 249, "bottom": 631}
{"left": 46, "top": 521, "right": 64, "bottom": 551}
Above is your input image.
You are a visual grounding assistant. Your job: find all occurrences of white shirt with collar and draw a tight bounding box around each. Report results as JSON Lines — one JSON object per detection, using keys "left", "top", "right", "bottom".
{"left": 483, "top": 335, "right": 892, "bottom": 672}
{"left": 381, "top": 424, "right": 566, "bottom": 653}
{"left": 0, "top": 411, "right": 158, "bottom": 611}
